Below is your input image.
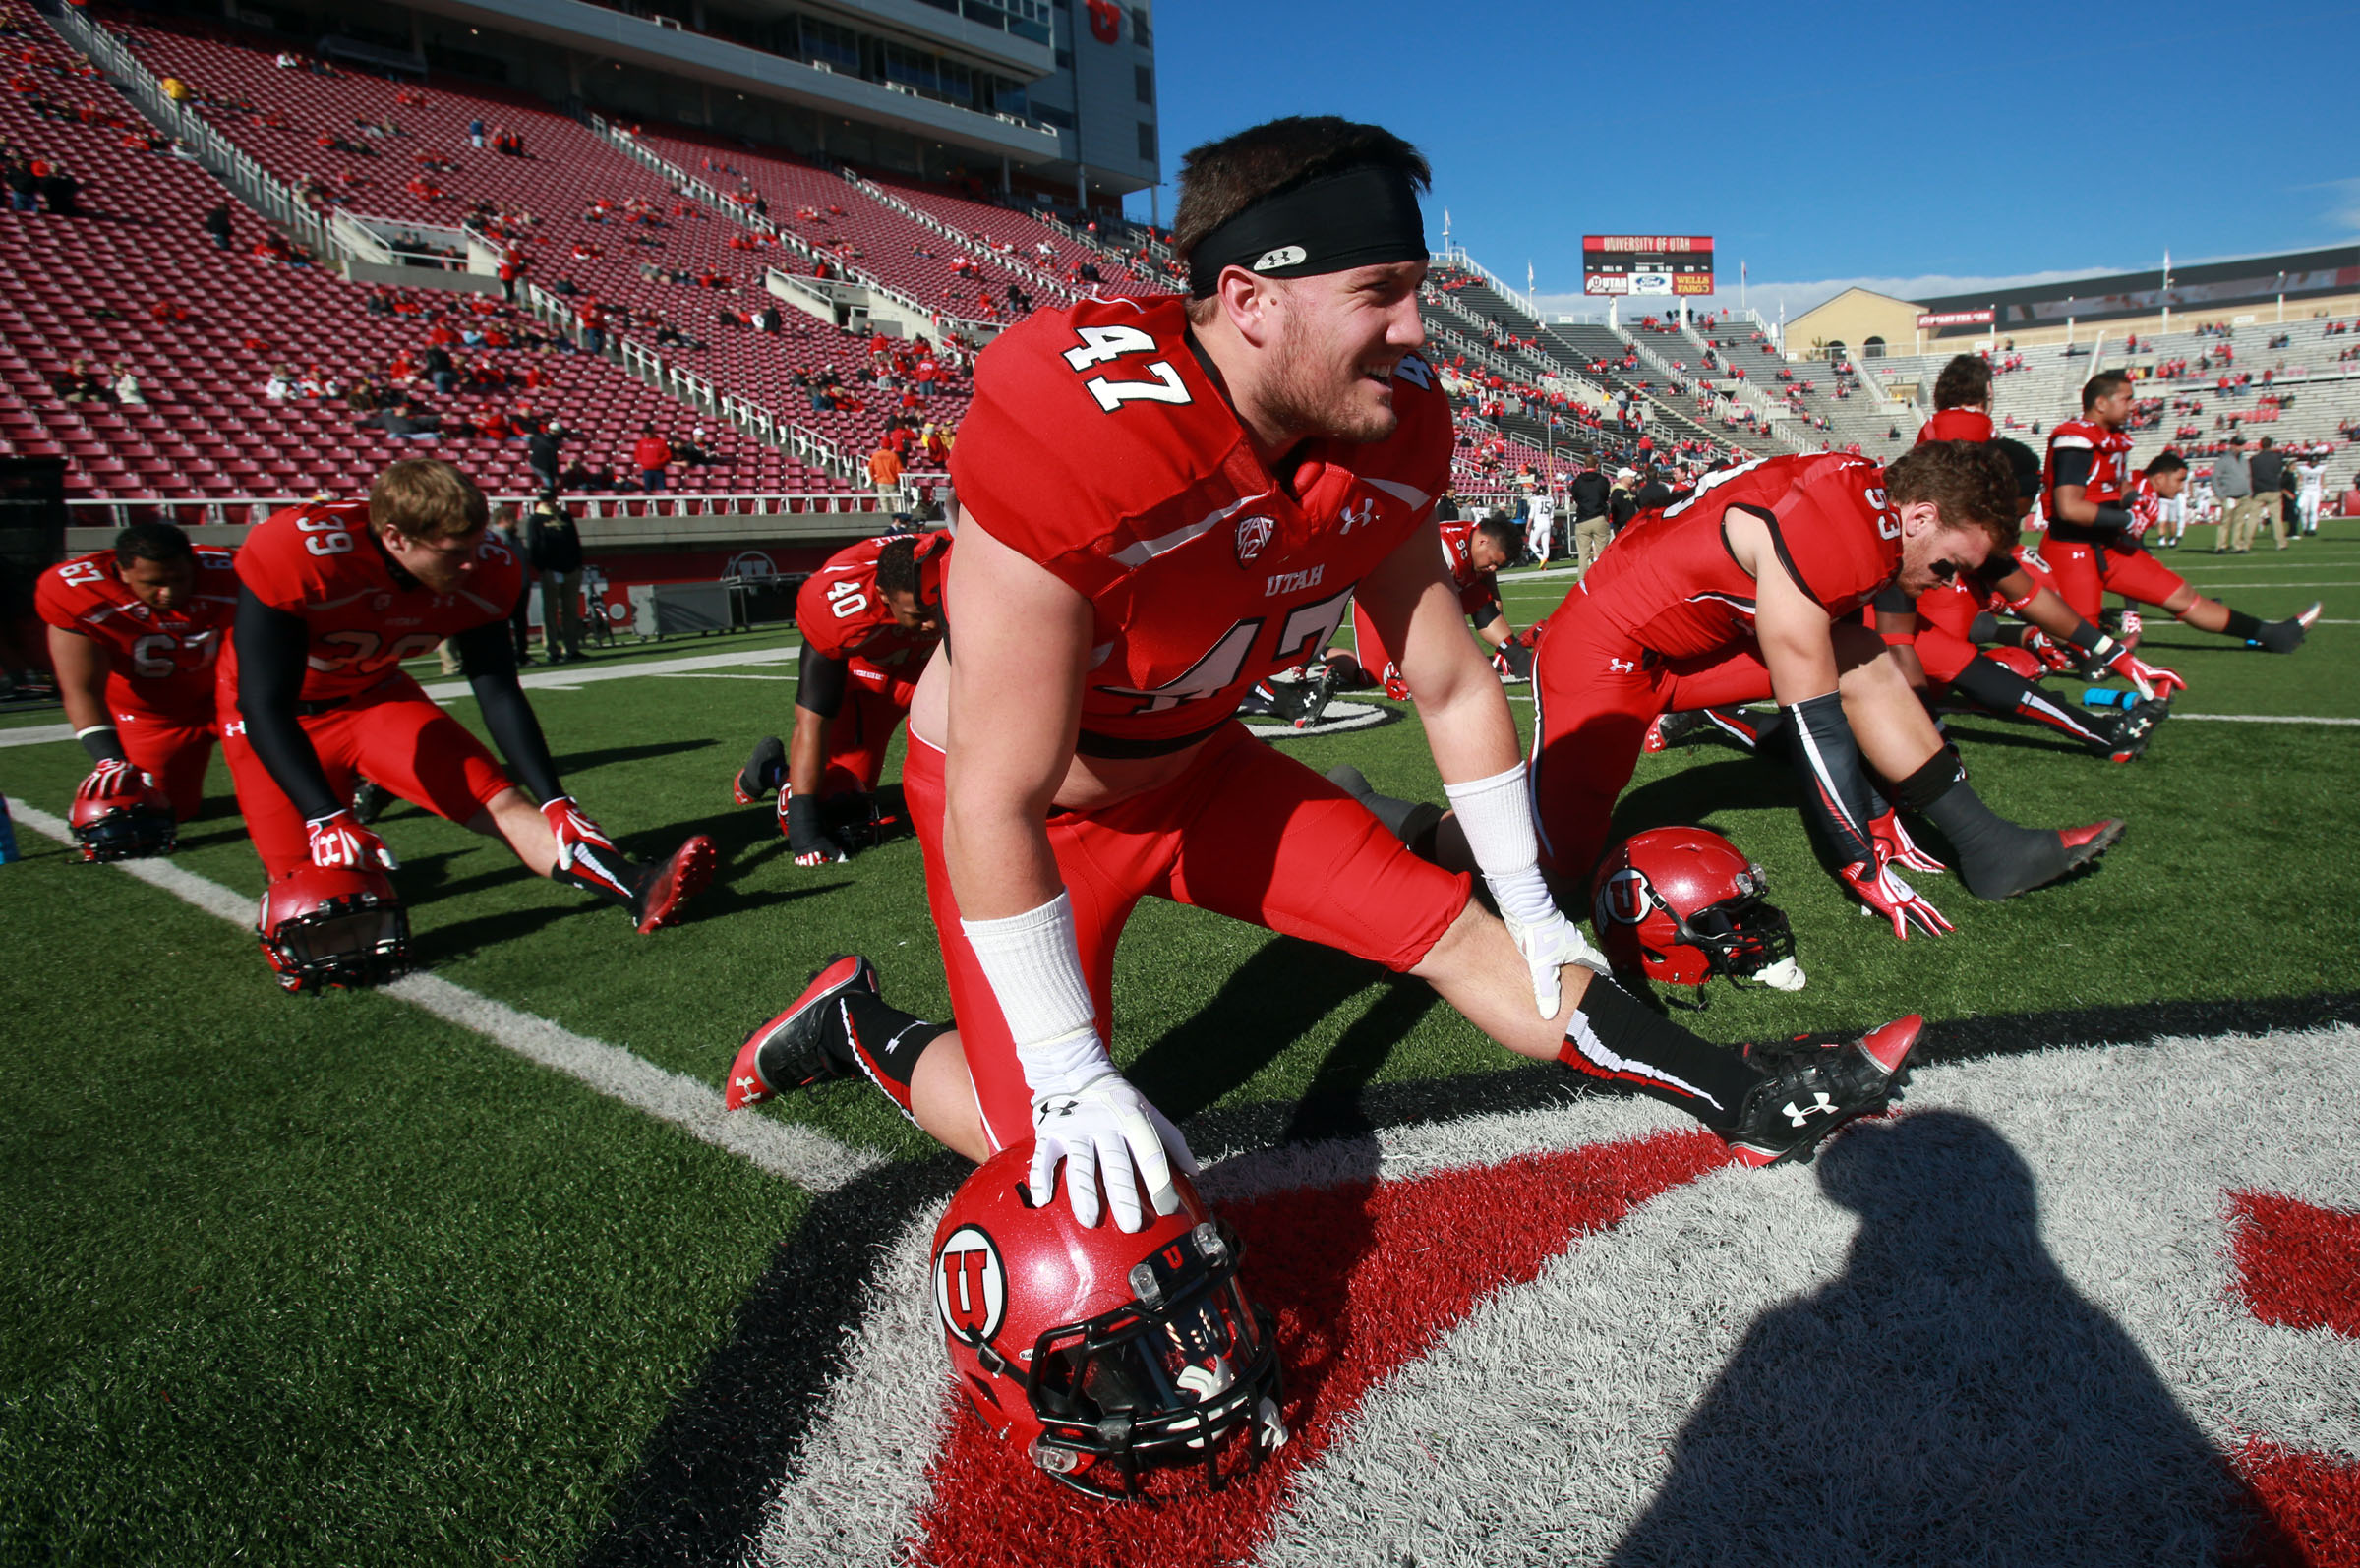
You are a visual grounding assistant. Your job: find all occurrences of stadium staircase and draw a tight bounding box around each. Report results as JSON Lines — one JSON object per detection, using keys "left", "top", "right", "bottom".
{"left": 1697, "top": 317, "right": 1908, "bottom": 460}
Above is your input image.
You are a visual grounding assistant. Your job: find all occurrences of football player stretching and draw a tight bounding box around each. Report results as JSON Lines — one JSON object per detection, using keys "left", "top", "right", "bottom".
{"left": 224, "top": 459, "right": 712, "bottom": 990}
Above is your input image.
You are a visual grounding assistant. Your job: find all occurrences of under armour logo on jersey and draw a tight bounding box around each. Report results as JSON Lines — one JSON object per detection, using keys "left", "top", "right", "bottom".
{"left": 1783, "top": 1092, "right": 1840, "bottom": 1127}
{"left": 1607, "top": 657, "right": 1637, "bottom": 673}
{"left": 1338, "top": 499, "right": 1377, "bottom": 533}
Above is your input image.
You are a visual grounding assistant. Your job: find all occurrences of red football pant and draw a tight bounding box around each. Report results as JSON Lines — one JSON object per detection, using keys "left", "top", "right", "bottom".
{"left": 2041, "top": 539, "right": 2189, "bottom": 622}
{"left": 110, "top": 698, "right": 219, "bottom": 822}
{"left": 1529, "top": 617, "right": 1774, "bottom": 887}
{"left": 816, "top": 664, "right": 914, "bottom": 798}
{"left": 1349, "top": 601, "right": 1399, "bottom": 680}
{"left": 223, "top": 673, "right": 514, "bottom": 879}
{"left": 905, "top": 724, "right": 1472, "bottom": 1150}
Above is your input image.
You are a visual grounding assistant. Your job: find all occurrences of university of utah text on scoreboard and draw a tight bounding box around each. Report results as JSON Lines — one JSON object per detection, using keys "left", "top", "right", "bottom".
{"left": 1583, "top": 235, "right": 1716, "bottom": 297}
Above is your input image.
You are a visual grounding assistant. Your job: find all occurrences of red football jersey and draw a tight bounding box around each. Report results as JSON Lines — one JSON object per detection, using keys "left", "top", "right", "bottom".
{"left": 950, "top": 296, "right": 1453, "bottom": 747}
{"left": 1439, "top": 518, "right": 1502, "bottom": 621}
{"left": 1568, "top": 454, "right": 1903, "bottom": 659}
{"left": 1917, "top": 408, "right": 1994, "bottom": 444}
{"left": 2043, "top": 418, "right": 2133, "bottom": 509}
{"left": 795, "top": 534, "right": 946, "bottom": 673}
{"left": 228, "top": 499, "right": 526, "bottom": 703}
{"left": 35, "top": 546, "right": 239, "bottom": 720}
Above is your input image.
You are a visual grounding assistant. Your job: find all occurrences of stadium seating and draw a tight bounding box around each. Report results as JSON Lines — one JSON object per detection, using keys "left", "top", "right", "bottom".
{"left": 1694, "top": 317, "right": 1908, "bottom": 459}
{"left": 0, "top": 1, "right": 855, "bottom": 509}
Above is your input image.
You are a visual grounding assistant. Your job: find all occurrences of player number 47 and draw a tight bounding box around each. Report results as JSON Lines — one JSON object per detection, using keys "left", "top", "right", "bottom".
{"left": 1061, "top": 325, "right": 1193, "bottom": 413}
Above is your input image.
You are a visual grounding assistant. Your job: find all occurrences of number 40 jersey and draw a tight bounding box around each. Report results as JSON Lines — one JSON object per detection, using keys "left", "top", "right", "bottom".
{"left": 227, "top": 499, "right": 526, "bottom": 702}
{"left": 950, "top": 295, "right": 1453, "bottom": 755}
{"left": 795, "top": 534, "right": 943, "bottom": 676}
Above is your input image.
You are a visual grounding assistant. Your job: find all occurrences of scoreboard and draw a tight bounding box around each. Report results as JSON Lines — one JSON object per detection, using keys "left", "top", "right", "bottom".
{"left": 1582, "top": 235, "right": 1715, "bottom": 297}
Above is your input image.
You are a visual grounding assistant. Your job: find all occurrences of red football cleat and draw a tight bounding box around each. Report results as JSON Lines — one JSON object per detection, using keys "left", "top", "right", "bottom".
{"left": 631, "top": 835, "right": 715, "bottom": 933}
{"left": 725, "top": 953, "right": 878, "bottom": 1110}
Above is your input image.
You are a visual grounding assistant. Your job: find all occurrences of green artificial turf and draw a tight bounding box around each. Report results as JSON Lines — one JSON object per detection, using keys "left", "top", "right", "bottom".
{"left": 1, "top": 527, "right": 2355, "bottom": 1562}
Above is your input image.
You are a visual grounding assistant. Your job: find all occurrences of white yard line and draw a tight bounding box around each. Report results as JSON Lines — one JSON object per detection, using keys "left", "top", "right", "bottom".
{"left": 2171, "top": 713, "right": 2360, "bottom": 726}
{"left": 8, "top": 797, "right": 879, "bottom": 1193}
{"left": 419, "top": 640, "right": 802, "bottom": 699}
{"left": 0, "top": 723, "right": 73, "bottom": 749}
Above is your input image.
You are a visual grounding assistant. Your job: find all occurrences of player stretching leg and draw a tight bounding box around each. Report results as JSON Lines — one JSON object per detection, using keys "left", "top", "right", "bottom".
{"left": 226, "top": 460, "right": 713, "bottom": 989}
{"left": 2045, "top": 376, "right": 2318, "bottom": 656}
{"left": 727, "top": 118, "right": 1922, "bottom": 1190}
{"left": 36, "top": 522, "right": 236, "bottom": 856}
{"left": 731, "top": 532, "right": 948, "bottom": 865}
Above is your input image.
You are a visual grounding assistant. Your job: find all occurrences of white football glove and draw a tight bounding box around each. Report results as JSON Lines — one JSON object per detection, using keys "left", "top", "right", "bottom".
{"left": 1028, "top": 1071, "right": 1198, "bottom": 1232}
{"left": 1498, "top": 903, "right": 1608, "bottom": 1019}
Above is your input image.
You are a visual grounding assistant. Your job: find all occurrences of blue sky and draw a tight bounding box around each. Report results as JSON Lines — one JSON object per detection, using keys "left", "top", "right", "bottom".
{"left": 1122, "top": 0, "right": 2358, "bottom": 319}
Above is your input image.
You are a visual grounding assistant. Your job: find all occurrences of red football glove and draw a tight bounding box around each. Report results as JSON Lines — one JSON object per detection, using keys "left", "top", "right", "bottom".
{"left": 543, "top": 795, "right": 633, "bottom": 900}
{"left": 74, "top": 757, "right": 144, "bottom": 805}
{"left": 1869, "top": 806, "right": 1947, "bottom": 876}
{"left": 306, "top": 808, "right": 394, "bottom": 871}
{"left": 2103, "top": 642, "right": 2185, "bottom": 699}
{"left": 1839, "top": 857, "right": 1953, "bottom": 941}
{"left": 2022, "top": 628, "right": 2076, "bottom": 674}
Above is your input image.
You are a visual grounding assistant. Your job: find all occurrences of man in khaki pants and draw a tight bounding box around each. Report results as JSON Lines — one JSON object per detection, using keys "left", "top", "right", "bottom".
{"left": 2211, "top": 436, "right": 2255, "bottom": 552}
{"left": 1568, "top": 451, "right": 1614, "bottom": 576}
{"left": 2245, "top": 436, "right": 2288, "bottom": 551}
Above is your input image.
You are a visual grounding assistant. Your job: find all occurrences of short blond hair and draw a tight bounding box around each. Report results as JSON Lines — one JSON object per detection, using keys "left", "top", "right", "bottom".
{"left": 369, "top": 458, "right": 488, "bottom": 541}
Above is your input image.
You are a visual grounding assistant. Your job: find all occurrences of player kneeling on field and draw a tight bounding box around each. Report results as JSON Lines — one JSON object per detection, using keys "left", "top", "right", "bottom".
{"left": 932, "top": 1144, "right": 1287, "bottom": 1496}
{"left": 227, "top": 458, "right": 714, "bottom": 992}
{"left": 727, "top": 116, "right": 1926, "bottom": 1219}
{"left": 37, "top": 521, "right": 240, "bottom": 858}
{"left": 732, "top": 531, "right": 948, "bottom": 866}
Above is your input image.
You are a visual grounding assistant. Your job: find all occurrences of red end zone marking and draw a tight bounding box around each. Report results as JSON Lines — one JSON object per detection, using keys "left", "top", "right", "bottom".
{"left": 2228, "top": 1191, "right": 2360, "bottom": 1339}
{"left": 2229, "top": 1438, "right": 2360, "bottom": 1568}
{"left": 914, "top": 1129, "right": 1729, "bottom": 1568}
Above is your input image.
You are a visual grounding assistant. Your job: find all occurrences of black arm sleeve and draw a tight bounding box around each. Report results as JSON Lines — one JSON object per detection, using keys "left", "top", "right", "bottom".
{"left": 1782, "top": 690, "right": 1880, "bottom": 869}
{"left": 232, "top": 586, "right": 343, "bottom": 822}
{"left": 458, "top": 623, "right": 563, "bottom": 803}
{"left": 796, "top": 638, "right": 849, "bottom": 720}
{"left": 2048, "top": 447, "right": 2094, "bottom": 491}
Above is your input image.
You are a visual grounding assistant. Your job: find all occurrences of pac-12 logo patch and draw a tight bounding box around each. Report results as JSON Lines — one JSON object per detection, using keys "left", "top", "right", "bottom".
{"left": 1234, "top": 515, "right": 1275, "bottom": 566}
{"left": 933, "top": 1224, "right": 1005, "bottom": 1347}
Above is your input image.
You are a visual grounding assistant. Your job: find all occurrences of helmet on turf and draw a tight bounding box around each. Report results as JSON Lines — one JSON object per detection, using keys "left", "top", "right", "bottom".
{"left": 1591, "top": 827, "right": 1795, "bottom": 989}
{"left": 256, "top": 865, "right": 412, "bottom": 994}
{"left": 69, "top": 772, "right": 177, "bottom": 862}
{"left": 932, "top": 1144, "right": 1287, "bottom": 1499}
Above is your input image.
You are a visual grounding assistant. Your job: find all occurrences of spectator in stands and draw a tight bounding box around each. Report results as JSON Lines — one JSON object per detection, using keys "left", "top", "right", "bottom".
{"left": 202, "top": 202, "right": 232, "bottom": 251}
{"left": 262, "top": 367, "right": 293, "bottom": 400}
{"left": 112, "top": 365, "right": 142, "bottom": 404}
{"left": 526, "top": 494, "right": 585, "bottom": 664}
{"left": 3, "top": 158, "right": 34, "bottom": 212}
{"left": 422, "top": 345, "right": 456, "bottom": 395}
{"left": 468, "top": 116, "right": 486, "bottom": 149}
{"left": 35, "top": 160, "right": 75, "bottom": 216}
{"left": 528, "top": 420, "right": 562, "bottom": 494}
{"left": 866, "top": 439, "right": 904, "bottom": 509}
{"left": 631, "top": 425, "right": 673, "bottom": 494}
{"left": 160, "top": 76, "right": 190, "bottom": 103}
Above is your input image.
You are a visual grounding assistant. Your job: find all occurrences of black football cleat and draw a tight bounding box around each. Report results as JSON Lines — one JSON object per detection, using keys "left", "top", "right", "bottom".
{"left": 2252, "top": 601, "right": 2321, "bottom": 655}
{"left": 726, "top": 953, "right": 878, "bottom": 1109}
{"left": 1724, "top": 1015, "right": 1922, "bottom": 1168}
{"left": 2098, "top": 699, "right": 2170, "bottom": 763}
{"left": 350, "top": 778, "right": 389, "bottom": 825}
{"left": 630, "top": 835, "right": 716, "bottom": 933}
{"left": 733, "top": 735, "right": 787, "bottom": 805}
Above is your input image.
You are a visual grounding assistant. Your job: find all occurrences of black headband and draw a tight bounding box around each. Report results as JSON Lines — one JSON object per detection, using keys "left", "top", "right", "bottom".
{"left": 1186, "top": 162, "right": 1428, "bottom": 299}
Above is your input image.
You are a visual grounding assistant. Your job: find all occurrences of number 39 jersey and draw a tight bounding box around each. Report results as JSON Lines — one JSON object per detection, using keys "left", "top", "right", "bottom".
{"left": 950, "top": 295, "right": 1453, "bottom": 751}
{"left": 34, "top": 547, "right": 240, "bottom": 720}
{"left": 229, "top": 499, "right": 526, "bottom": 703}
{"left": 795, "top": 534, "right": 944, "bottom": 673}
{"left": 1570, "top": 453, "right": 1904, "bottom": 660}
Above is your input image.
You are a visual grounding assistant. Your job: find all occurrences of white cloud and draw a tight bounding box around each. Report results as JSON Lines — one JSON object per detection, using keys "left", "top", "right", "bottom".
{"left": 2317, "top": 176, "right": 2360, "bottom": 233}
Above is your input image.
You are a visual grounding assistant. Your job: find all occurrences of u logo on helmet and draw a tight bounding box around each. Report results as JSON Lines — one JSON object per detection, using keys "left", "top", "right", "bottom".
{"left": 1599, "top": 867, "right": 1654, "bottom": 925}
{"left": 933, "top": 1224, "right": 1006, "bottom": 1347}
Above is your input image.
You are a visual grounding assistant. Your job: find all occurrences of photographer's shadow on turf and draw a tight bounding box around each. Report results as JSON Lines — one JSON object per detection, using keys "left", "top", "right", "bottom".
{"left": 1605, "top": 1110, "right": 2295, "bottom": 1568}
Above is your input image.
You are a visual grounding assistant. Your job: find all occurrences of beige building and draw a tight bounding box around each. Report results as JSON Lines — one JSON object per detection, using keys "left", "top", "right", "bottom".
{"left": 1786, "top": 288, "right": 1926, "bottom": 363}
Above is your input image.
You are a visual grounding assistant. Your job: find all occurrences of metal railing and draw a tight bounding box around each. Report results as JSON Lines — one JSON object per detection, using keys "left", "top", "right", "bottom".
{"left": 39, "top": 0, "right": 342, "bottom": 262}
{"left": 64, "top": 490, "right": 885, "bottom": 529}
{"left": 1429, "top": 246, "right": 1545, "bottom": 326}
{"left": 837, "top": 167, "right": 1074, "bottom": 304}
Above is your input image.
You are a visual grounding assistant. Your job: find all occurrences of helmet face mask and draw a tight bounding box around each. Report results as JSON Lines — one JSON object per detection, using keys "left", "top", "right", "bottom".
{"left": 1594, "top": 829, "right": 1796, "bottom": 992}
{"left": 71, "top": 803, "right": 177, "bottom": 862}
{"left": 257, "top": 867, "right": 413, "bottom": 994}
{"left": 934, "top": 1150, "right": 1288, "bottom": 1501}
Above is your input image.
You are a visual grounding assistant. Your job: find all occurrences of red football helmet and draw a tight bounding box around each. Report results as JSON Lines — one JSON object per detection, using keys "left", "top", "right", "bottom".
{"left": 910, "top": 529, "right": 950, "bottom": 611}
{"left": 1590, "top": 827, "right": 1795, "bottom": 988}
{"left": 256, "top": 865, "right": 412, "bottom": 994}
{"left": 932, "top": 1144, "right": 1287, "bottom": 1499}
{"left": 68, "top": 768, "right": 176, "bottom": 862}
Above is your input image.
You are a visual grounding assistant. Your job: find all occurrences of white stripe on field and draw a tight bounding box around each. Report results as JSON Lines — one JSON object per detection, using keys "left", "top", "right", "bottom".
{"left": 419, "top": 640, "right": 802, "bottom": 700}
{"left": 2172, "top": 713, "right": 2360, "bottom": 726}
{"left": 6, "top": 797, "right": 879, "bottom": 1192}
{"left": 0, "top": 723, "right": 73, "bottom": 749}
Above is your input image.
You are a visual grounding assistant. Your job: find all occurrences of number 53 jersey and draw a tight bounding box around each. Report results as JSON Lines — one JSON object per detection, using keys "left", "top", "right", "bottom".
{"left": 227, "top": 499, "right": 527, "bottom": 703}
{"left": 950, "top": 295, "right": 1454, "bottom": 753}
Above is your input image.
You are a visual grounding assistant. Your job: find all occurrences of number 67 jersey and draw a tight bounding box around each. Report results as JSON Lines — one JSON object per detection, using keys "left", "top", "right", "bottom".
{"left": 950, "top": 296, "right": 1453, "bottom": 753}
{"left": 226, "top": 499, "right": 526, "bottom": 702}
